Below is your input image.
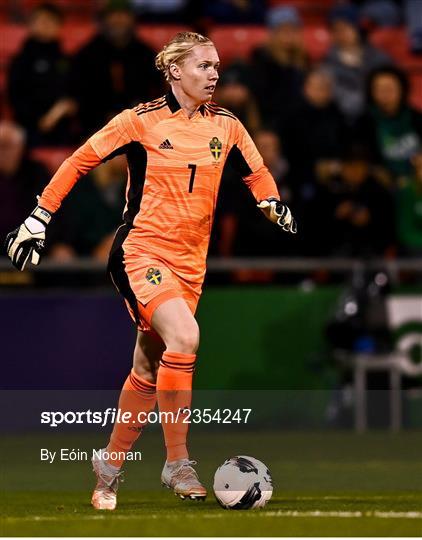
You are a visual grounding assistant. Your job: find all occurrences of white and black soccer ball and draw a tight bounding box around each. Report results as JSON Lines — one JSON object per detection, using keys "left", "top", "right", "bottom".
{"left": 213, "top": 455, "right": 273, "bottom": 509}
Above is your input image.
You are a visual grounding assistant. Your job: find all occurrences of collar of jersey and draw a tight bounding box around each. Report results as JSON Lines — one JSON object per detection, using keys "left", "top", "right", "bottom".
{"left": 166, "top": 91, "right": 206, "bottom": 118}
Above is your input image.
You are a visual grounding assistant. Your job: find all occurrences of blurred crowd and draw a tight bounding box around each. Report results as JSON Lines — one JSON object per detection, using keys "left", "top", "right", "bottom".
{"left": 1, "top": 0, "right": 422, "bottom": 263}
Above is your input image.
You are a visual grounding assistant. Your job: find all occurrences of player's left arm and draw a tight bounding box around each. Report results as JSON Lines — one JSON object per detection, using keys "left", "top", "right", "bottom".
{"left": 229, "top": 120, "right": 297, "bottom": 233}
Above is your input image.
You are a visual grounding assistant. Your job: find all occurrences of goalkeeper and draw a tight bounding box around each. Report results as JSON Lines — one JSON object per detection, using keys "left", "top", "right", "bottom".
{"left": 5, "top": 31, "right": 296, "bottom": 510}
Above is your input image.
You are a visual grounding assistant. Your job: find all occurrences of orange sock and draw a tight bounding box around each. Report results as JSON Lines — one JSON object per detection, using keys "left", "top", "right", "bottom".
{"left": 157, "top": 351, "right": 196, "bottom": 462}
{"left": 106, "top": 369, "right": 156, "bottom": 467}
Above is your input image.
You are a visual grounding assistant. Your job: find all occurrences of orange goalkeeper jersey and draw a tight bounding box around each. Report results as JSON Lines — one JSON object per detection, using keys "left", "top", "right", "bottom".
{"left": 39, "top": 92, "right": 279, "bottom": 284}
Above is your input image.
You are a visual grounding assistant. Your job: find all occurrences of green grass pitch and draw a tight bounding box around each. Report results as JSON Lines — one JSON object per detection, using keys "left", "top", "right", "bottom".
{"left": 1, "top": 431, "right": 421, "bottom": 536}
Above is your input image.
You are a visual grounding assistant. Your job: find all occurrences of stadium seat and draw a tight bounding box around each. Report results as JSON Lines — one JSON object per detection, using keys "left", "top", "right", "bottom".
{"left": 0, "top": 24, "right": 26, "bottom": 92}
{"left": 303, "top": 25, "right": 331, "bottom": 62}
{"left": 29, "top": 147, "right": 75, "bottom": 174}
{"left": 0, "top": 21, "right": 97, "bottom": 57}
{"left": 0, "top": 24, "right": 27, "bottom": 68}
{"left": 18, "top": 0, "right": 98, "bottom": 21}
{"left": 137, "top": 25, "right": 192, "bottom": 52}
{"left": 0, "top": 22, "right": 96, "bottom": 93}
{"left": 0, "top": 7, "right": 7, "bottom": 23}
{"left": 369, "top": 27, "right": 409, "bottom": 57}
{"left": 369, "top": 27, "right": 422, "bottom": 70}
{"left": 209, "top": 26, "right": 268, "bottom": 65}
{"left": 409, "top": 72, "right": 422, "bottom": 111}
{"left": 61, "top": 22, "right": 96, "bottom": 54}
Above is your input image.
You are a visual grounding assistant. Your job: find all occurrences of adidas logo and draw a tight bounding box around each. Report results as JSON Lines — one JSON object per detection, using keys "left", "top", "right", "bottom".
{"left": 159, "top": 139, "right": 173, "bottom": 149}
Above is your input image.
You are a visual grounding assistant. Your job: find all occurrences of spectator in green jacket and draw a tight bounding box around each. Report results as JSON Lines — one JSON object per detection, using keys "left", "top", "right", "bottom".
{"left": 357, "top": 66, "right": 422, "bottom": 183}
{"left": 397, "top": 150, "right": 422, "bottom": 255}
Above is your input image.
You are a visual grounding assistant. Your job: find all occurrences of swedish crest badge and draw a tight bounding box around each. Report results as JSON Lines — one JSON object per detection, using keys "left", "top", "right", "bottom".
{"left": 209, "top": 137, "right": 222, "bottom": 160}
{"left": 146, "top": 267, "right": 162, "bottom": 285}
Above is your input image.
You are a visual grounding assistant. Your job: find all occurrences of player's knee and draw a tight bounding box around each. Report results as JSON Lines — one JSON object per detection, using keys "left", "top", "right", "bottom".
{"left": 167, "top": 325, "right": 200, "bottom": 354}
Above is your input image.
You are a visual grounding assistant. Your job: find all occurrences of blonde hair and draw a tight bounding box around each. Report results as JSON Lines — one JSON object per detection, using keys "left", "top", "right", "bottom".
{"left": 155, "top": 32, "right": 214, "bottom": 82}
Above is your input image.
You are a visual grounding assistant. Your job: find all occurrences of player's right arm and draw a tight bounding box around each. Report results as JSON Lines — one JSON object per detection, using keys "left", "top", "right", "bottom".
{"left": 5, "top": 108, "right": 140, "bottom": 270}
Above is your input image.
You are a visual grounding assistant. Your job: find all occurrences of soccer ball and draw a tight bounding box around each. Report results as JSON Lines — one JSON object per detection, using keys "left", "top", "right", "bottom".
{"left": 213, "top": 455, "right": 273, "bottom": 509}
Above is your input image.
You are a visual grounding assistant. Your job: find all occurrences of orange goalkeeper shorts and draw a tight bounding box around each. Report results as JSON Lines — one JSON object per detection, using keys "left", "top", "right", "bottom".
{"left": 108, "top": 231, "right": 201, "bottom": 332}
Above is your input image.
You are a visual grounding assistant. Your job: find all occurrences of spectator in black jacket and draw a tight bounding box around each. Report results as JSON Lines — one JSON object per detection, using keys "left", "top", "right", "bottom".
{"left": 7, "top": 3, "right": 76, "bottom": 147}
{"left": 70, "top": 0, "right": 162, "bottom": 136}
{"left": 280, "top": 68, "right": 348, "bottom": 255}
{"left": 357, "top": 65, "right": 422, "bottom": 182}
{"left": 213, "top": 62, "right": 261, "bottom": 135}
{"left": 249, "top": 5, "right": 309, "bottom": 130}
{"left": 0, "top": 121, "right": 50, "bottom": 244}
{"left": 313, "top": 145, "right": 395, "bottom": 257}
{"left": 282, "top": 68, "right": 347, "bottom": 194}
